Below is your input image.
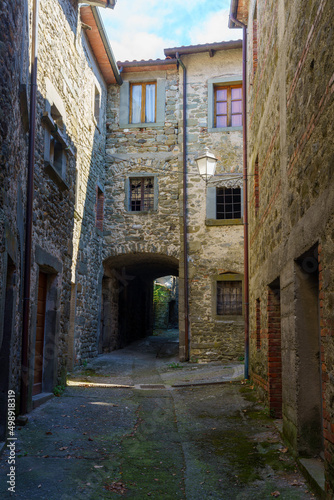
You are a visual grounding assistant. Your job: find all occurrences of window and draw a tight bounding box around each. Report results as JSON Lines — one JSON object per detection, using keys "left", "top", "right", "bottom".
{"left": 130, "top": 82, "right": 156, "bottom": 124}
{"left": 129, "top": 177, "right": 154, "bottom": 211}
{"left": 119, "top": 79, "right": 166, "bottom": 128}
{"left": 94, "top": 86, "right": 100, "bottom": 124}
{"left": 96, "top": 186, "right": 104, "bottom": 231}
{"left": 43, "top": 101, "right": 71, "bottom": 189}
{"left": 214, "top": 86, "right": 242, "bottom": 128}
{"left": 216, "top": 187, "right": 242, "bottom": 219}
{"left": 206, "top": 185, "right": 243, "bottom": 225}
{"left": 217, "top": 280, "right": 243, "bottom": 315}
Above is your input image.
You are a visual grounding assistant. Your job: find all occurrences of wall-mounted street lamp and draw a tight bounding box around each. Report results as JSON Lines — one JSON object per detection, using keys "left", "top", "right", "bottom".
{"left": 195, "top": 147, "right": 218, "bottom": 181}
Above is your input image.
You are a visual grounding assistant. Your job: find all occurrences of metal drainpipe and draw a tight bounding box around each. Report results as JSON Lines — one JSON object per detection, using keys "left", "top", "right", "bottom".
{"left": 21, "top": 0, "right": 39, "bottom": 415}
{"left": 176, "top": 52, "right": 189, "bottom": 361}
{"left": 229, "top": 16, "right": 249, "bottom": 379}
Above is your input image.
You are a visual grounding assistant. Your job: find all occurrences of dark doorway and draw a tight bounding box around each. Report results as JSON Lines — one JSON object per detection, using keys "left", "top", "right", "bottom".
{"left": 102, "top": 253, "right": 179, "bottom": 351}
{"left": 0, "top": 257, "right": 16, "bottom": 442}
{"left": 33, "top": 271, "right": 47, "bottom": 396}
{"left": 295, "top": 245, "right": 323, "bottom": 456}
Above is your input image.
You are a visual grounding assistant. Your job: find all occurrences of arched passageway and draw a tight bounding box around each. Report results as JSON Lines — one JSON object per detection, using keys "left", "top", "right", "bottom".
{"left": 100, "top": 253, "right": 179, "bottom": 353}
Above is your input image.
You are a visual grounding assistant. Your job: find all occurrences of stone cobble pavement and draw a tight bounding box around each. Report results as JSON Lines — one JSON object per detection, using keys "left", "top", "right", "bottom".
{"left": 0, "top": 332, "right": 317, "bottom": 499}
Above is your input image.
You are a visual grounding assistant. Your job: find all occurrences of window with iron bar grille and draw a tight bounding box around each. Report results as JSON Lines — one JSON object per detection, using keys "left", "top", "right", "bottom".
{"left": 217, "top": 281, "right": 243, "bottom": 315}
{"left": 130, "top": 177, "right": 154, "bottom": 211}
{"left": 216, "top": 187, "right": 241, "bottom": 219}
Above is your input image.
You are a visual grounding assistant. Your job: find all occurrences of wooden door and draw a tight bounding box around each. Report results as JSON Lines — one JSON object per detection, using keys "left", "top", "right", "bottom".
{"left": 33, "top": 272, "right": 47, "bottom": 396}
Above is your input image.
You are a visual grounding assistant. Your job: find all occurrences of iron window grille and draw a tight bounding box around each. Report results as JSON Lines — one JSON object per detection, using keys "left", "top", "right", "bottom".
{"left": 217, "top": 281, "right": 243, "bottom": 315}
{"left": 216, "top": 187, "right": 241, "bottom": 219}
{"left": 130, "top": 177, "right": 154, "bottom": 211}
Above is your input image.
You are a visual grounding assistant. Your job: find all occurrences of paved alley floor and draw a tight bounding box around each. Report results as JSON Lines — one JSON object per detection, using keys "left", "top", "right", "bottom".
{"left": 0, "top": 331, "right": 317, "bottom": 499}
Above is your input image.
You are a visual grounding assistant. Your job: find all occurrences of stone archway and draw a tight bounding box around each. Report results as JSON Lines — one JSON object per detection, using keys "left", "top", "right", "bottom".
{"left": 100, "top": 252, "right": 179, "bottom": 354}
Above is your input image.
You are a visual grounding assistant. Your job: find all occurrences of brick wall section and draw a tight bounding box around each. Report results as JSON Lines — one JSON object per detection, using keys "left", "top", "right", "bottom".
{"left": 252, "top": 18, "right": 258, "bottom": 75}
{"left": 267, "top": 288, "right": 282, "bottom": 419}
{"left": 256, "top": 299, "right": 261, "bottom": 350}
{"left": 254, "top": 156, "right": 259, "bottom": 215}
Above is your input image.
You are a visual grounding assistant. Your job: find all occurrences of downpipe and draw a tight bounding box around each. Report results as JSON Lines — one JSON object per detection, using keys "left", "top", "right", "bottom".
{"left": 229, "top": 16, "right": 249, "bottom": 379}
{"left": 21, "top": 0, "right": 39, "bottom": 414}
{"left": 176, "top": 52, "right": 189, "bottom": 361}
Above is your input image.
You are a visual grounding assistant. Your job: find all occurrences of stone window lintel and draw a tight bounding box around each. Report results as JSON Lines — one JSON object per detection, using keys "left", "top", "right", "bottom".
{"left": 42, "top": 112, "right": 75, "bottom": 156}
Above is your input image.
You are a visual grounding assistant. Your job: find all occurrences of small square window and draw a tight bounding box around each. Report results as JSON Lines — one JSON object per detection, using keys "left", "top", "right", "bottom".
{"left": 216, "top": 187, "right": 241, "bottom": 220}
{"left": 214, "top": 85, "right": 242, "bottom": 128}
{"left": 217, "top": 280, "right": 243, "bottom": 315}
{"left": 130, "top": 82, "right": 156, "bottom": 124}
{"left": 129, "top": 177, "right": 154, "bottom": 211}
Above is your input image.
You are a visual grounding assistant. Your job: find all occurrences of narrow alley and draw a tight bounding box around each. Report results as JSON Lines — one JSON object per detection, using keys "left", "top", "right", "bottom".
{"left": 0, "top": 332, "right": 316, "bottom": 499}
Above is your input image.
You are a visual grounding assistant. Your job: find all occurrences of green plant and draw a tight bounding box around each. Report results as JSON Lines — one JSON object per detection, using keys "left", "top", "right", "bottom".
{"left": 82, "top": 359, "right": 88, "bottom": 368}
{"left": 153, "top": 283, "right": 170, "bottom": 304}
{"left": 53, "top": 384, "right": 66, "bottom": 397}
{"left": 167, "top": 362, "right": 183, "bottom": 370}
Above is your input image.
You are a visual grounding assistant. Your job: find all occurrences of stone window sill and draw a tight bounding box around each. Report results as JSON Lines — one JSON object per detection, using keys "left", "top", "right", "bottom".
{"left": 208, "top": 126, "right": 243, "bottom": 133}
{"left": 126, "top": 210, "right": 158, "bottom": 215}
{"left": 206, "top": 218, "right": 243, "bottom": 226}
{"left": 44, "top": 162, "right": 69, "bottom": 191}
{"left": 213, "top": 315, "right": 244, "bottom": 323}
{"left": 120, "top": 122, "right": 164, "bottom": 130}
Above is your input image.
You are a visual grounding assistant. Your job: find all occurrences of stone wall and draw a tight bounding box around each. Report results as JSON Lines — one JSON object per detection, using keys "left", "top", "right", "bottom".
{"left": 0, "top": 0, "right": 28, "bottom": 425}
{"left": 179, "top": 49, "right": 244, "bottom": 362}
{"left": 104, "top": 47, "right": 245, "bottom": 362}
{"left": 0, "top": 0, "right": 113, "bottom": 412}
{"left": 246, "top": 0, "right": 334, "bottom": 494}
{"left": 32, "top": 0, "right": 110, "bottom": 373}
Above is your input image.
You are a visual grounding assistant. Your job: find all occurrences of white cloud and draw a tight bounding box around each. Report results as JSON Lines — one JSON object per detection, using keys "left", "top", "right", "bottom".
{"left": 110, "top": 32, "right": 177, "bottom": 62}
{"left": 99, "top": 2, "right": 241, "bottom": 62}
{"left": 190, "top": 9, "right": 242, "bottom": 45}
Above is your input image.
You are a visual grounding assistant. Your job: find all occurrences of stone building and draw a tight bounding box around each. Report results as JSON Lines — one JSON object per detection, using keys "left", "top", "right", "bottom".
{"left": 1, "top": 0, "right": 245, "bottom": 434}
{"left": 101, "top": 41, "right": 244, "bottom": 362}
{"left": 230, "top": 0, "right": 334, "bottom": 495}
{"left": 0, "top": 0, "right": 121, "bottom": 433}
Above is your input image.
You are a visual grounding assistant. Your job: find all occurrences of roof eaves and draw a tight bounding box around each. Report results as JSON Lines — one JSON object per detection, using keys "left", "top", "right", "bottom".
{"left": 91, "top": 7, "right": 122, "bottom": 84}
{"left": 117, "top": 59, "right": 177, "bottom": 68}
{"left": 164, "top": 40, "right": 242, "bottom": 58}
{"left": 82, "top": 0, "right": 116, "bottom": 9}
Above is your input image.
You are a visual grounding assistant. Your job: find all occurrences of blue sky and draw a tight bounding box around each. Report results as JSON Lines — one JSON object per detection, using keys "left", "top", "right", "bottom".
{"left": 99, "top": 0, "right": 242, "bottom": 62}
